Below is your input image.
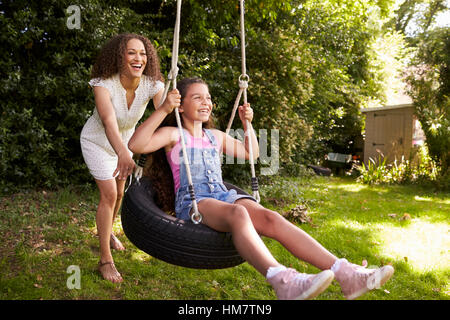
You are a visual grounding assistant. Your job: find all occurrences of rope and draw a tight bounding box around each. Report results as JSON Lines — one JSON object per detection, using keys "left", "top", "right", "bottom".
{"left": 132, "top": 0, "right": 201, "bottom": 224}
{"left": 132, "top": 153, "right": 146, "bottom": 183}
{"left": 227, "top": 0, "right": 260, "bottom": 202}
{"left": 225, "top": 75, "right": 248, "bottom": 135}
{"left": 133, "top": 68, "right": 178, "bottom": 182}
{"left": 134, "top": 0, "right": 260, "bottom": 221}
{"left": 171, "top": 0, "right": 202, "bottom": 224}
{"left": 240, "top": 0, "right": 247, "bottom": 86}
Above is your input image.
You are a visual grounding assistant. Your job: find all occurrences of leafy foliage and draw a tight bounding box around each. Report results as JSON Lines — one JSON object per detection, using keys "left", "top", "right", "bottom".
{"left": 405, "top": 27, "right": 450, "bottom": 179}
{"left": 0, "top": 0, "right": 170, "bottom": 192}
{"left": 386, "top": 0, "right": 448, "bottom": 35}
{"left": 1, "top": 0, "right": 394, "bottom": 192}
{"left": 357, "top": 145, "right": 445, "bottom": 189}
{"left": 371, "top": 0, "right": 450, "bottom": 190}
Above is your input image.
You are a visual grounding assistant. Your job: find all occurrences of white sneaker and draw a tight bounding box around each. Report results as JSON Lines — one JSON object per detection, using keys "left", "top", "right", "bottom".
{"left": 332, "top": 259, "right": 394, "bottom": 300}
{"left": 267, "top": 268, "right": 334, "bottom": 300}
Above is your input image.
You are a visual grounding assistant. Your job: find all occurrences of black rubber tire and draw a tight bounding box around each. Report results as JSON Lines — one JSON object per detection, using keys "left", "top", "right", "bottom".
{"left": 121, "top": 176, "right": 246, "bottom": 269}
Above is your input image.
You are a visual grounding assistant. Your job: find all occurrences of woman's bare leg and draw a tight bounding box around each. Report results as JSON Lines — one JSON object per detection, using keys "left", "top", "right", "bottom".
{"left": 109, "top": 178, "right": 126, "bottom": 251}
{"left": 197, "top": 199, "right": 282, "bottom": 276}
{"left": 236, "top": 199, "right": 337, "bottom": 271}
{"left": 95, "top": 179, "right": 123, "bottom": 282}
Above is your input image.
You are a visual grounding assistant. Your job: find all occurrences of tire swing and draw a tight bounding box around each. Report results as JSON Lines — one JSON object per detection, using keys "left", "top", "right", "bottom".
{"left": 122, "top": 176, "right": 249, "bottom": 269}
{"left": 121, "top": 0, "right": 260, "bottom": 269}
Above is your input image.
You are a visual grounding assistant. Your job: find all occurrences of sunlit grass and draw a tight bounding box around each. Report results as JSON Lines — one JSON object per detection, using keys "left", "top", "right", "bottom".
{"left": 414, "top": 195, "right": 450, "bottom": 205}
{"left": 330, "top": 182, "right": 370, "bottom": 193}
{"left": 316, "top": 179, "right": 450, "bottom": 275}
{"left": 377, "top": 219, "right": 450, "bottom": 272}
{"left": 329, "top": 217, "right": 450, "bottom": 273}
{"left": 131, "top": 250, "right": 151, "bottom": 263}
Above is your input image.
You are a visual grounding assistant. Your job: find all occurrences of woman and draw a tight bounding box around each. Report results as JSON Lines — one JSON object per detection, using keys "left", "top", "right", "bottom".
{"left": 80, "top": 33, "right": 174, "bottom": 283}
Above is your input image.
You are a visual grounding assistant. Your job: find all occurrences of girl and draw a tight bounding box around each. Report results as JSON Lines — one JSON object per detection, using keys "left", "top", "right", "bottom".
{"left": 128, "top": 78, "right": 394, "bottom": 300}
{"left": 80, "top": 33, "right": 175, "bottom": 283}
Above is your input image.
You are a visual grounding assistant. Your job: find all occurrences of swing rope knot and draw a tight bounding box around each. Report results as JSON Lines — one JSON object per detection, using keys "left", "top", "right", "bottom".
{"left": 168, "top": 66, "right": 179, "bottom": 81}
{"left": 239, "top": 79, "right": 248, "bottom": 90}
{"left": 238, "top": 74, "right": 249, "bottom": 90}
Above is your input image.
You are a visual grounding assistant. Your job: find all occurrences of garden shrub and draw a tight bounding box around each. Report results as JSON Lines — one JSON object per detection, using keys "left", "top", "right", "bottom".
{"left": 356, "top": 145, "right": 447, "bottom": 190}
{"left": 406, "top": 27, "right": 450, "bottom": 178}
{"left": 0, "top": 0, "right": 395, "bottom": 193}
{"left": 0, "top": 0, "right": 170, "bottom": 193}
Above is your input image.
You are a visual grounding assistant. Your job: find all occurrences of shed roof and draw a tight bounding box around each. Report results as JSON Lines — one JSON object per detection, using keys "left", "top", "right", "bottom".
{"left": 361, "top": 103, "right": 413, "bottom": 113}
{"left": 361, "top": 75, "right": 414, "bottom": 113}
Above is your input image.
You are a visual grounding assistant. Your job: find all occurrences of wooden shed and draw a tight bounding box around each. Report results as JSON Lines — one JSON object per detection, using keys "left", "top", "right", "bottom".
{"left": 361, "top": 103, "right": 425, "bottom": 165}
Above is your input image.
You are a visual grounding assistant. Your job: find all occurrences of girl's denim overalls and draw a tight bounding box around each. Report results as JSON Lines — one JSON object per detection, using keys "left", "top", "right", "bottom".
{"left": 174, "top": 128, "right": 255, "bottom": 220}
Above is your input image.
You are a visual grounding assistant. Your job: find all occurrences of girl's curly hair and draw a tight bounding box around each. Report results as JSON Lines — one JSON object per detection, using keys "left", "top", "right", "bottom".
{"left": 90, "top": 33, "right": 163, "bottom": 81}
{"left": 143, "top": 78, "right": 215, "bottom": 214}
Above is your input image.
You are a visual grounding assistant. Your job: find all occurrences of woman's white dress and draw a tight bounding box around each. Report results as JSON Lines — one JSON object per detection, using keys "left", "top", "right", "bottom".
{"left": 80, "top": 73, "right": 163, "bottom": 180}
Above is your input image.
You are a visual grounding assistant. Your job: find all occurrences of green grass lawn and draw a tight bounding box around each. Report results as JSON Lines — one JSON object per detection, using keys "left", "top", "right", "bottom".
{"left": 1, "top": 176, "right": 449, "bottom": 300}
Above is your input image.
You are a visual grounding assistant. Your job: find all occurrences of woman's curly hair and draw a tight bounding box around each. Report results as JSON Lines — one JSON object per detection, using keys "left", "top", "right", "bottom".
{"left": 143, "top": 78, "right": 215, "bottom": 214}
{"left": 90, "top": 33, "right": 163, "bottom": 81}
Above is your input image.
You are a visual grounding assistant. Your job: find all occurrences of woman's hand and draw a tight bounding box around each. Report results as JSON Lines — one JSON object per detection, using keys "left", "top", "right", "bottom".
{"left": 114, "top": 149, "right": 136, "bottom": 180}
{"left": 128, "top": 89, "right": 180, "bottom": 154}
{"left": 161, "top": 89, "right": 181, "bottom": 114}
{"left": 238, "top": 103, "right": 253, "bottom": 124}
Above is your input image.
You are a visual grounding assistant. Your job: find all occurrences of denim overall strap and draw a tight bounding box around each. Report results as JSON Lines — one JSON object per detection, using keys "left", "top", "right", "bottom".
{"left": 203, "top": 129, "right": 218, "bottom": 147}
{"left": 201, "top": 129, "right": 223, "bottom": 186}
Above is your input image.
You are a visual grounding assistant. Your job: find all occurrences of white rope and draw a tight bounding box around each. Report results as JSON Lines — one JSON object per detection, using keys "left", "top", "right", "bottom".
{"left": 134, "top": 1, "right": 181, "bottom": 183}
{"left": 171, "top": 0, "right": 202, "bottom": 224}
{"left": 135, "top": 0, "right": 259, "bottom": 213}
{"left": 134, "top": 66, "right": 180, "bottom": 183}
{"left": 124, "top": 172, "right": 133, "bottom": 193}
{"left": 132, "top": 154, "right": 146, "bottom": 182}
{"left": 227, "top": 0, "right": 260, "bottom": 202}
{"left": 240, "top": 0, "right": 247, "bottom": 84}
{"left": 131, "top": 1, "right": 201, "bottom": 224}
{"left": 225, "top": 78, "right": 247, "bottom": 135}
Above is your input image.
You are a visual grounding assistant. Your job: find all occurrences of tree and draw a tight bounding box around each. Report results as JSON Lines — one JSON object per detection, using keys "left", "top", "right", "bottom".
{"left": 0, "top": 0, "right": 171, "bottom": 192}
{"left": 385, "top": 0, "right": 449, "bottom": 183}
{"left": 287, "top": 0, "right": 393, "bottom": 164}
{"left": 386, "top": 0, "right": 448, "bottom": 35}
{"left": 0, "top": 0, "right": 395, "bottom": 191}
{"left": 405, "top": 27, "right": 450, "bottom": 177}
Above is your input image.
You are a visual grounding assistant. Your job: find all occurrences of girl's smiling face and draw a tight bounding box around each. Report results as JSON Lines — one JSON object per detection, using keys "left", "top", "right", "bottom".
{"left": 180, "top": 83, "right": 213, "bottom": 123}
{"left": 122, "top": 38, "right": 147, "bottom": 78}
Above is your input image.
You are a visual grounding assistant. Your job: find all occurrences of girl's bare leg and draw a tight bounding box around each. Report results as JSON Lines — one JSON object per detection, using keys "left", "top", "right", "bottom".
{"left": 197, "top": 199, "right": 282, "bottom": 276}
{"left": 236, "top": 199, "right": 337, "bottom": 271}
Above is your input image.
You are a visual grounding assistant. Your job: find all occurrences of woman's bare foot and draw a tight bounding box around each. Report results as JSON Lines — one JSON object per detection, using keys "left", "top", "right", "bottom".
{"left": 98, "top": 261, "right": 123, "bottom": 283}
{"left": 110, "top": 234, "right": 125, "bottom": 251}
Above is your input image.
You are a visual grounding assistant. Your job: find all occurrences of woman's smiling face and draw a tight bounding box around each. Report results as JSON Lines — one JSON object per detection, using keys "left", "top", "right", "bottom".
{"left": 121, "top": 38, "right": 147, "bottom": 79}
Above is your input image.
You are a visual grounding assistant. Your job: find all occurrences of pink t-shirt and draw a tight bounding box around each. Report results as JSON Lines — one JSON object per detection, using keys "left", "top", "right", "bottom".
{"left": 166, "top": 129, "right": 221, "bottom": 193}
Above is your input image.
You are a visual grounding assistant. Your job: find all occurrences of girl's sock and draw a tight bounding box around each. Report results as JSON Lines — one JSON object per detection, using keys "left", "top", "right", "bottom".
{"left": 266, "top": 265, "right": 287, "bottom": 279}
